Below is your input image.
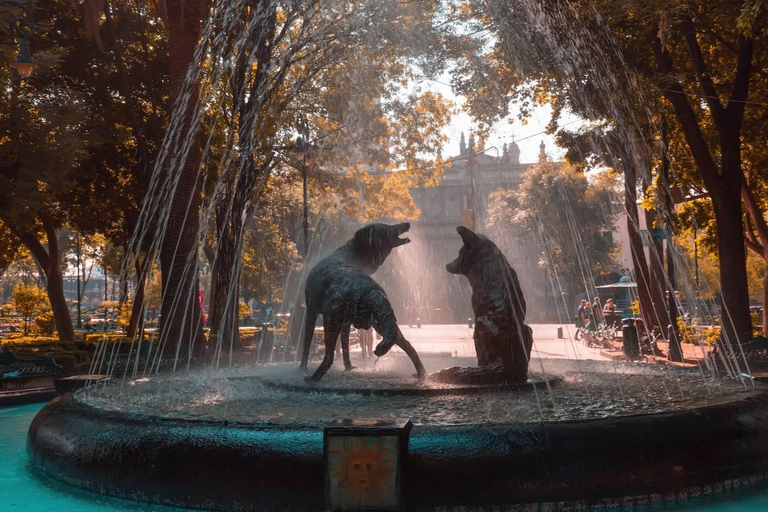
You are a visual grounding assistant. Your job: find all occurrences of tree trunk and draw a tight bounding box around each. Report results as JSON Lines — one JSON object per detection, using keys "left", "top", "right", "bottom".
{"left": 158, "top": 4, "right": 206, "bottom": 361}
{"left": 652, "top": 32, "right": 753, "bottom": 345}
{"left": 712, "top": 182, "right": 752, "bottom": 343}
{"left": 763, "top": 260, "right": 768, "bottom": 336}
{"left": 742, "top": 182, "right": 768, "bottom": 336}
{"left": 208, "top": 205, "right": 240, "bottom": 354}
{"left": 625, "top": 163, "right": 657, "bottom": 329}
{"left": 714, "top": 124, "right": 752, "bottom": 344}
{"left": 127, "top": 256, "right": 148, "bottom": 338}
{"left": 26, "top": 210, "right": 77, "bottom": 342}
{"left": 207, "top": 5, "right": 278, "bottom": 357}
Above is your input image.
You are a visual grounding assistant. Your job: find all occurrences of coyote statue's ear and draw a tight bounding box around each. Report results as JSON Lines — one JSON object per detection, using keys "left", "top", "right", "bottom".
{"left": 456, "top": 226, "right": 480, "bottom": 246}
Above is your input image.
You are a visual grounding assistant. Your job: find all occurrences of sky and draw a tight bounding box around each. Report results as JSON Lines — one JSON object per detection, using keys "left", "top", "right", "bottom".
{"left": 421, "top": 74, "right": 583, "bottom": 164}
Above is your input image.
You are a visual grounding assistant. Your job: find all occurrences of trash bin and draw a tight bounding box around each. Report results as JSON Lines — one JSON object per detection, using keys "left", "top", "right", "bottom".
{"left": 622, "top": 319, "right": 640, "bottom": 360}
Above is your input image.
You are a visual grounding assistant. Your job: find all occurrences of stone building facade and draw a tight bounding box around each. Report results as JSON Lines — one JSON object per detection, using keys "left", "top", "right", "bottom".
{"left": 379, "top": 135, "right": 557, "bottom": 323}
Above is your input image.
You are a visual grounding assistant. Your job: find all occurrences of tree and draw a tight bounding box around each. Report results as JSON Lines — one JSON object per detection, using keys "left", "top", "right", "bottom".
{"left": 0, "top": 0, "right": 88, "bottom": 342}
{"left": 12, "top": 283, "right": 49, "bottom": 335}
{"left": 453, "top": 0, "right": 766, "bottom": 344}
{"left": 556, "top": 128, "right": 670, "bottom": 331}
{"left": 487, "top": 161, "right": 620, "bottom": 312}
{"left": 147, "top": 0, "right": 456, "bottom": 358}
{"left": 3, "top": 0, "right": 170, "bottom": 343}
{"left": 80, "top": 0, "right": 170, "bottom": 339}
{"left": 0, "top": 220, "right": 22, "bottom": 279}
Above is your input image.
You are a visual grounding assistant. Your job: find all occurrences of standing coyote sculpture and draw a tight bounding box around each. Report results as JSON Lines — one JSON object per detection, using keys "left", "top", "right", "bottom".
{"left": 298, "top": 223, "right": 426, "bottom": 381}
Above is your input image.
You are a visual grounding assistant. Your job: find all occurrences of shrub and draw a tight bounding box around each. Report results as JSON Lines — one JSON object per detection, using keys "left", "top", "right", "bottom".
{"left": 117, "top": 300, "right": 132, "bottom": 330}
{"left": 75, "top": 341, "right": 95, "bottom": 352}
{"left": 34, "top": 310, "right": 56, "bottom": 336}
{"left": 0, "top": 302, "right": 15, "bottom": 317}
{"left": 55, "top": 354, "right": 77, "bottom": 374}
{"left": 71, "top": 350, "right": 91, "bottom": 363}
{"left": 73, "top": 362, "right": 92, "bottom": 374}
{"left": 676, "top": 317, "right": 696, "bottom": 344}
{"left": 12, "top": 284, "right": 49, "bottom": 335}
{"left": 705, "top": 327, "right": 722, "bottom": 346}
{"left": 2, "top": 335, "right": 60, "bottom": 344}
{"left": 85, "top": 332, "right": 129, "bottom": 344}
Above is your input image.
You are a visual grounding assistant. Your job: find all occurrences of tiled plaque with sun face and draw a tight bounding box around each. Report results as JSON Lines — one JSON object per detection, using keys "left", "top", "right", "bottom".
{"left": 324, "top": 418, "right": 412, "bottom": 511}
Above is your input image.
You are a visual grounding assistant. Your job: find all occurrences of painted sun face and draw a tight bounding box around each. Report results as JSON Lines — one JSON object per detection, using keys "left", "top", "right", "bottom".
{"left": 332, "top": 439, "right": 395, "bottom": 493}
{"left": 346, "top": 456, "right": 377, "bottom": 489}
{"left": 327, "top": 435, "right": 399, "bottom": 511}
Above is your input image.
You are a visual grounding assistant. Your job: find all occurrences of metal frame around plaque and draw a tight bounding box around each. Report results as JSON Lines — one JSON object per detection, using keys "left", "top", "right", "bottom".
{"left": 324, "top": 418, "right": 412, "bottom": 511}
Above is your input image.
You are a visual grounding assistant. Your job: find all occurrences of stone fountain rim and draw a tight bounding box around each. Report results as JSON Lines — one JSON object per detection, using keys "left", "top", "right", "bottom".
{"left": 27, "top": 390, "right": 768, "bottom": 511}
{"left": 68, "top": 374, "right": 763, "bottom": 428}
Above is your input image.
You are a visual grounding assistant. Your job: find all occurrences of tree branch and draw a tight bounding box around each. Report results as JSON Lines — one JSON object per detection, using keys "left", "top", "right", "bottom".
{"left": 742, "top": 180, "right": 768, "bottom": 245}
{"left": 651, "top": 32, "right": 721, "bottom": 193}
{"left": 683, "top": 26, "right": 726, "bottom": 126}
{"left": 727, "top": 35, "right": 753, "bottom": 125}
{"left": 745, "top": 214, "right": 764, "bottom": 256}
{"left": 15, "top": 229, "right": 50, "bottom": 275}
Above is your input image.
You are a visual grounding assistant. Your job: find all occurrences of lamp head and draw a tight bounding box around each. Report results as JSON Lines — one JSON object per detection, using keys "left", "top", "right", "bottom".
{"left": 11, "top": 39, "right": 35, "bottom": 78}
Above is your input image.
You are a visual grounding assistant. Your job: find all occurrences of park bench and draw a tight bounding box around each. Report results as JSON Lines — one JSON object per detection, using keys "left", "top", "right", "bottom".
{"left": 0, "top": 348, "right": 63, "bottom": 390}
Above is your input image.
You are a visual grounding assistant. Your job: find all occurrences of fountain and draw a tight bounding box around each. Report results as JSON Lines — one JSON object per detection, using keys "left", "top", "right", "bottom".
{"left": 26, "top": 226, "right": 768, "bottom": 510}
{"left": 20, "top": 0, "right": 768, "bottom": 510}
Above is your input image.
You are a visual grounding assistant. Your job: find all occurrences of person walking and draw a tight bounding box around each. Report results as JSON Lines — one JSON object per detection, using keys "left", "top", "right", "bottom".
{"left": 575, "top": 300, "right": 590, "bottom": 340}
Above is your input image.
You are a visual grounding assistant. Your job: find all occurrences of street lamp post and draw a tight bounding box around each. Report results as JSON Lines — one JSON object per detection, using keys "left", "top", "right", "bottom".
{"left": 1, "top": 0, "right": 36, "bottom": 77}
{"left": 466, "top": 144, "right": 500, "bottom": 231}
{"left": 76, "top": 232, "right": 82, "bottom": 330}
{"left": 661, "top": 119, "right": 682, "bottom": 362}
{"left": 693, "top": 224, "right": 700, "bottom": 290}
{"left": 468, "top": 144, "right": 477, "bottom": 230}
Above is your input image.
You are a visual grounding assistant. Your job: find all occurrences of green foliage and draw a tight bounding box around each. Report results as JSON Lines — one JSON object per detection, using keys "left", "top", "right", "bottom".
{"left": 34, "top": 310, "right": 56, "bottom": 337}
{"left": 676, "top": 317, "right": 696, "bottom": 344}
{"left": 116, "top": 300, "right": 133, "bottom": 331}
{"left": 0, "top": 220, "right": 22, "bottom": 277}
{"left": 12, "top": 283, "right": 49, "bottom": 335}
{"left": 0, "top": 302, "right": 15, "bottom": 317}
{"left": 1, "top": 335, "right": 60, "bottom": 344}
{"left": 487, "top": 161, "right": 621, "bottom": 303}
{"left": 455, "top": 0, "right": 767, "bottom": 342}
{"left": 705, "top": 327, "right": 722, "bottom": 347}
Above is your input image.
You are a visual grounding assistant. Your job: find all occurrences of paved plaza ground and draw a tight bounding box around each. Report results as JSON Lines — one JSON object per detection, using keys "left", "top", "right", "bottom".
{"left": 395, "top": 323, "right": 608, "bottom": 361}
{"left": 382, "top": 323, "right": 713, "bottom": 369}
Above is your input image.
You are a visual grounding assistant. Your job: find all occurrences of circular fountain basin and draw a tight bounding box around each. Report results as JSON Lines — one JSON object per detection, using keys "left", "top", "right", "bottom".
{"left": 26, "top": 359, "right": 768, "bottom": 511}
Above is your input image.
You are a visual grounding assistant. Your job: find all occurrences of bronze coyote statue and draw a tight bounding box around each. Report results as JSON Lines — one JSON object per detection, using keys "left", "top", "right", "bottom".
{"left": 298, "top": 223, "right": 426, "bottom": 382}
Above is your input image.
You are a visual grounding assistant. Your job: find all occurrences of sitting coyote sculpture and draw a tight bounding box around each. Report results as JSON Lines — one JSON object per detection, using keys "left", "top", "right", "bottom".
{"left": 298, "top": 223, "right": 426, "bottom": 381}
{"left": 444, "top": 226, "right": 533, "bottom": 383}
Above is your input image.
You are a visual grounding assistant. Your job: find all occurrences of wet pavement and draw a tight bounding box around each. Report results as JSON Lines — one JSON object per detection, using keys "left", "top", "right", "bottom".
{"left": 395, "top": 323, "right": 607, "bottom": 361}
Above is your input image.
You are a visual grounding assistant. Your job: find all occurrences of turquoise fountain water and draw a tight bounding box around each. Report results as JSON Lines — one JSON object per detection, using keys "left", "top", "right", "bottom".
{"left": 4, "top": 401, "right": 768, "bottom": 511}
